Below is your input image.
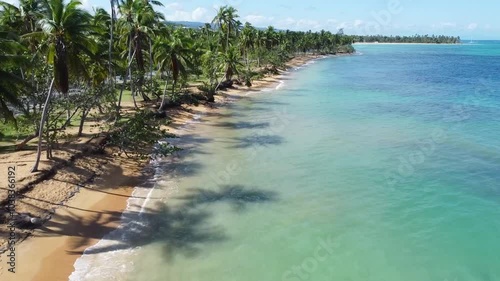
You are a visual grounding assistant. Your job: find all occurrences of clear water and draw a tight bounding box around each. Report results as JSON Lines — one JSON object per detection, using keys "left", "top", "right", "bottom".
{"left": 72, "top": 42, "right": 500, "bottom": 281}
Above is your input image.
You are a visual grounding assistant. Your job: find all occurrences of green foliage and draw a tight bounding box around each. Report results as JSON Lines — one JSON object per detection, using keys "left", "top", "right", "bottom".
{"left": 143, "top": 78, "right": 163, "bottom": 99}
{"left": 107, "top": 110, "right": 179, "bottom": 159}
{"left": 0, "top": 0, "right": 463, "bottom": 168}
{"left": 336, "top": 44, "right": 355, "bottom": 54}
{"left": 0, "top": 115, "right": 34, "bottom": 142}
{"left": 154, "top": 142, "right": 183, "bottom": 158}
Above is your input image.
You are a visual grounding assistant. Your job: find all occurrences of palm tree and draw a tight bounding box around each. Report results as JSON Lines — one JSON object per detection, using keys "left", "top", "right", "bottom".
{"left": 265, "top": 26, "right": 277, "bottom": 50}
{"left": 117, "top": 0, "right": 163, "bottom": 104}
{"left": 0, "top": 30, "right": 29, "bottom": 123}
{"left": 74, "top": 8, "right": 112, "bottom": 136}
{"left": 153, "top": 28, "right": 194, "bottom": 110}
{"left": 221, "top": 46, "right": 242, "bottom": 82}
{"left": 212, "top": 5, "right": 239, "bottom": 52}
{"left": 201, "top": 22, "right": 212, "bottom": 42}
{"left": 108, "top": 0, "right": 116, "bottom": 83}
{"left": 26, "top": 0, "right": 94, "bottom": 172}
{"left": 240, "top": 22, "right": 255, "bottom": 70}
{"left": 0, "top": 0, "right": 44, "bottom": 35}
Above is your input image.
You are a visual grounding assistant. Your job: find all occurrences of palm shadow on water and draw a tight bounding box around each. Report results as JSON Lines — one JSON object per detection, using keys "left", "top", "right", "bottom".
{"left": 36, "top": 185, "right": 278, "bottom": 262}
{"left": 229, "top": 134, "right": 285, "bottom": 149}
{"left": 213, "top": 121, "right": 271, "bottom": 130}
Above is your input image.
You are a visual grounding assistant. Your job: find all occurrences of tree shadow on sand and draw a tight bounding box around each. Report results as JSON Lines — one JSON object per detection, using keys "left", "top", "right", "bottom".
{"left": 36, "top": 185, "right": 278, "bottom": 262}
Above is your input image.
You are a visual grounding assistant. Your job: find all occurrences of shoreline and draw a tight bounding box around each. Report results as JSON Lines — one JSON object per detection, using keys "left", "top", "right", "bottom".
{"left": 4, "top": 53, "right": 329, "bottom": 281}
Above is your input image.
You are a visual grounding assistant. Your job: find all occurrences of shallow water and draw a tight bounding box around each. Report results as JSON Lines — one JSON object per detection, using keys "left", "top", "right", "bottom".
{"left": 72, "top": 42, "right": 500, "bottom": 281}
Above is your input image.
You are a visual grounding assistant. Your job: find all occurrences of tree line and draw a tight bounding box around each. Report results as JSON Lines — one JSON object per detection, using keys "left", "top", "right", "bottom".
{"left": 354, "top": 34, "right": 461, "bottom": 44}
{"left": 0, "top": 0, "right": 355, "bottom": 171}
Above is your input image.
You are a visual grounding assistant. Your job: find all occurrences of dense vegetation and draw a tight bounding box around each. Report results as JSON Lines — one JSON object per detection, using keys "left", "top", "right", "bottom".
{"left": 0, "top": 0, "right": 355, "bottom": 171}
{"left": 354, "top": 35, "right": 461, "bottom": 44}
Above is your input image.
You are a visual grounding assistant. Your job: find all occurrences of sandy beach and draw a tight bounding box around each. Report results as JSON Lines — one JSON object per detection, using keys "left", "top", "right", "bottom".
{"left": 0, "top": 54, "right": 325, "bottom": 281}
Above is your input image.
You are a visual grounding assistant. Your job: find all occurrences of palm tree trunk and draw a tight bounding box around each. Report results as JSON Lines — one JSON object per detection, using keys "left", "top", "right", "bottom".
{"left": 60, "top": 107, "right": 80, "bottom": 129}
{"left": 117, "top": 45, "right": 137, "bottom": 114}
{"left": 171, "top": 79, "right": 177, "bottom": 104}
{"left": 257, "top": 45, "right": 261, "bottom": 67}
{"left": 45, "top": 115, "right": 51, "bottom": 159}
{"left": 78, "top": 109, "right": 88, "bottom": 137}
{"left": 149, "top": 38, "right": 153, "bottom": 90}
{"left": 65, "top": 96, "right": 71, "bottom": 127}
{"left": 109, "top": 0, "right": 115, "bottom": 85}
{"left": 130, "top": 65, "right": 137, "bottom": 109}
{"left": 160, "top": 76, "right": 169, "bottom": 110}
{"left": 31, "top": 78, "right": 55, "bottom": 173}
{"left": 117, "top": 74, "right": 127, "bottom": 114}
{"left": 128, "top": 34, "right": 138, "bottom": 109}
{"left": 226, "top": 27, "right": 230, "bottom": 51}
{"left": 16, "top": 133, "right": 37, "bottom": 151}
{"left": 246, "top": 50, "right": 250, "bottom": 71}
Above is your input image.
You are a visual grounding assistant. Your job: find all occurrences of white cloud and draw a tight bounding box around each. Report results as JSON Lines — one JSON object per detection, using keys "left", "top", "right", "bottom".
{"left": 467, "top": 23, "right": 478, "bottom": 30}
{"left": 336, "top": 21, "right": 350, "bottom": 30}
{"left": 165, "top": 2, "right": 182, "bottom": 10}
{"left": 282, "top": 17, "right": 296, "bottom": 26}
{"left": 81, "top": 0, "right": 94, "bottom": 11}
{"left": 354, "top": 19, "right": 364, "bottom": 28}
{"left": 163, "top": 4, "right": 211, "bottom": 22}
{"left": 295, "top": 19, "right": 321, "bottom": 30}
{"left": 272, "top": 17, "right": 325, "bottom": 31}
{"left": 192, "top": 7, "right": 208, "bottom": 21}
{"left": 429, "top": 22, "right": 458, "bottom": 31}
{"left": 440, "top": 22, "right": 457, "bottom": 28}
{"left": 243, "top": 15, "right": 275, "bottom": 26}
{"left": 326, "top": 19, "right": 338, "bottom": 25}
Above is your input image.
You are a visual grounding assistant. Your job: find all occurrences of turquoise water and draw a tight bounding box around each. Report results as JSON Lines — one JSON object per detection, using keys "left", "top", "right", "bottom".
{"left": 73, "top": 42, "right": 500, "bottom": 281}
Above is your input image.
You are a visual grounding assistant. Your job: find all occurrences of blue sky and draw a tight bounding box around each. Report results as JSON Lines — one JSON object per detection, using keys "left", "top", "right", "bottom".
{"left": 7, "top": 0, "right": 499, "bottom": 39}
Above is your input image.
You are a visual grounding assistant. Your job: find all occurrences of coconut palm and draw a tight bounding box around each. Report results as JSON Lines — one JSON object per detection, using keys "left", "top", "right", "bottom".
{"left": 254, "top": 29, "right": 266, "bottom": 67}
{"left": 0, "top": 30, "right": 29, "bottom": 123}
{"left": 153, "top": 28, "right": 194, "bottom": 110}
{"left": 221, "top": 46, "right": 242, "bottom": 82}
{"left": 0, "top": 0, "right": 44, "bottom": 35}
{"left": 117, "top": 0, "right": 163, "bottom": 103}
{"left": 240, "top": 22, "right": 255, "bottom": 70}
{"left": 25, "top": 0, "right": 95, "bottom": 172}
{"left": 108, "top": 0, "right": 117, "bottom": 82}
{"left": 212, "top": 5, "right": 240, "bottom": 51}
{"left": 265, "top": 26, "right": 278, "bottom": 50}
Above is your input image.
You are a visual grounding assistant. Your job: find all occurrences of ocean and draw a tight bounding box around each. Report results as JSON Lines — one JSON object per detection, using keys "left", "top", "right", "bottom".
{"left": 70, "top": 41, "right": 500, "bottom": 281}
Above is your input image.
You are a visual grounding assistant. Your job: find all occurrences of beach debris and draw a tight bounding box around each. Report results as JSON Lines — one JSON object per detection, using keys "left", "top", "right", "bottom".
{"left": 12, "top": 213, "right": 43, "bottom": 229}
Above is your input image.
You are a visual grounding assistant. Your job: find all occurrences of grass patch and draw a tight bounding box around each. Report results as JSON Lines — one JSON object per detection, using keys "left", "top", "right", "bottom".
{"left": 0, "top": 121, "right": 30, "bottom": 144}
